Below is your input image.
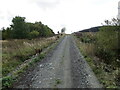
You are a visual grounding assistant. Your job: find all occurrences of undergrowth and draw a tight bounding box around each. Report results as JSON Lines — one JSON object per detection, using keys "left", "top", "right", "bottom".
{"left": 74, "top": 31, "right": 120, "bottom": 88}
{"left": 2, "top": 36, "right": 59, "bottom": 88}
{"left": 2, "top": 37, "right": 57, "bottom": 76}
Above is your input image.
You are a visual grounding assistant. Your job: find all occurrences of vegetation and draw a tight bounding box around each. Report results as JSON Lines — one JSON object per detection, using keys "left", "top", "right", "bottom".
{"left": 2, "top": 36, "right": 58, "bottom": 88}
{"left": 1, "top": 15, "right": 65, "bottom": 89}
{"left": 74, "top": 18, "right": 120, "bottom": 88}
{"left": 61, "top": 27, "right": 66, "bottom": 34}
{"left": 2, "top": 16, "right": 54, "bottom": 40}
{"left": 2, "top": 52, "right": 46, "bottom": 88}
{"left": 55, "top": 79, "right": 62, "bottom": 84}
{"left": 79, "top": 26, "right": 101, "bottom": 32}
{"left": 28, "top": 30, "right": 39, "bottom": 39}
{"left": 95, "top": 26, "right": 119, "bottom": 65}
{"left": 2, "top": 37, "right": 57, "bottom": 76}
{"left": 1, "top": 16, "right": 58, "bottom": 88}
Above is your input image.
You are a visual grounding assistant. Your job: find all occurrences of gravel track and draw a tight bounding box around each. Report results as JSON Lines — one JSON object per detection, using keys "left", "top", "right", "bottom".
{"left": 13, "top": 35, "right": 102, "bottom": 88}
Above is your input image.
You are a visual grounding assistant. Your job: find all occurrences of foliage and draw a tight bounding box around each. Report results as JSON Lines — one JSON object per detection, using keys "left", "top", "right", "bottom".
{"left": 76, "top": 26, "right": 120, "bottom": 66}
{"left": 95, "top": 26, "right": 119, "bottom": 65}
{"left": 80, "top": 33, "right": 96, "bottom": 43}
{"left": 103, "top": 18, "right": 120, "bottom": 26}
{"left": 2, "top": 16, "right": 55, "bottom": 40}
{"left": 75, "top": 19, "right": 120, "bottom": 66}
{"left": 2, "top": 27, "right": 13, "bottom": 40}
{"left": 75, "top": 32, "right": 120, "bottom": 88}
{"left": 12, "top": 16, "right": 29, "bottom": 39}
{"left": 2, "top": 76, "right": 14, "bottom": 88}
{"left": 74, "top": 18, "right": 120, "bottom": 87}
{"left": 61, "top": 27, "right": 66, "bottom": 33}
{"left": 29, "top": 30, "right": 39, "bottom": 39}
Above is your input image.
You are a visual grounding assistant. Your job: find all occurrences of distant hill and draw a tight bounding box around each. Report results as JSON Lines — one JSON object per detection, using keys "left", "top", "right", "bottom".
{"left": 79, "top": 26, "right": 102, "bottom": 32}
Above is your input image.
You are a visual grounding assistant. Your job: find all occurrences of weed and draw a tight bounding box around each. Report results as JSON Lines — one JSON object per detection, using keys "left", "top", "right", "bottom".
{"left": 38, "top": 53, "right": 45, "bottom": 59}
{"left": 2, "top": 76, "right": 14, "bottom": 88}
{"left": 16, "top": 70, "right": 24, "bottom": 75}
{"left": 33, "top": 58, "right": 39, "bottom": 63}
{"left": 55, "top": 79, "right": 61, "bottom": 84}
{"left": 29, "top": 62, "right": 34, "bottom": 65}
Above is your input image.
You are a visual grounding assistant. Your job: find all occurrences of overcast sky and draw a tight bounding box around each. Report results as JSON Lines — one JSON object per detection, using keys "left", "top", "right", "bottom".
{"left": 0, "top": 0, "right": 119, "bottom": 33}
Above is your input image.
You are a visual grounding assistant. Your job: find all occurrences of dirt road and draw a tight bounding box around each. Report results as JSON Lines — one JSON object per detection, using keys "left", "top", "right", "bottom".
{"left": 14, "top": 35, "right": 102, "bottom": 88}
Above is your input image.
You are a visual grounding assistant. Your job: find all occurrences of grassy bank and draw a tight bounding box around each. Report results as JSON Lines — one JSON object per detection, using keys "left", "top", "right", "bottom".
{"left": 2, "top": 35, "right": 65, "bottom": 88}
{"left": 2, "top": 37, "right": 58, "bottom": 77}
{"left": 73, "top": 32, "right": 120, "bottom": 88}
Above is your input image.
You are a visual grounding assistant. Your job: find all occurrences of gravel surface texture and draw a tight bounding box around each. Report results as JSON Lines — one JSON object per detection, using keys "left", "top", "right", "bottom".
{"left": 13, "top": 35, "right": 102, "bottom": 88}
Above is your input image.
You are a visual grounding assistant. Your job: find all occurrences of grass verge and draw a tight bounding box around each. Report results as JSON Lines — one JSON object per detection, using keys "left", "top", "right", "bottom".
{"left": 73, "top": 34, "right": 120, "bottom": 88}
{"left": 2, "top": 35, "right": 64, "bottom": 88}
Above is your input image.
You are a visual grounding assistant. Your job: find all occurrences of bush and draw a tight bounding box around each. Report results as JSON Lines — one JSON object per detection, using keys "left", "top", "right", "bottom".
{"left": 79, "top": 33, "right": 96, "bottom": 43}
{"left": 29, "top": 30, "right": 39, "bottom": 39}
{"left": 95, "top": 26, "right": 119, "bottom": 66}
{"left": 95, "top": 48, "right": 116, "bottom": 64}
{"left": 2, "top": 76, "right": 14, "bottom": 88}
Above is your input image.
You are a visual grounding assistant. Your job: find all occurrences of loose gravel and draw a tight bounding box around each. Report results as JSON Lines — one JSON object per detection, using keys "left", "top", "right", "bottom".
{"left": 13, "top": 35, "right": 102, "bottom": 88}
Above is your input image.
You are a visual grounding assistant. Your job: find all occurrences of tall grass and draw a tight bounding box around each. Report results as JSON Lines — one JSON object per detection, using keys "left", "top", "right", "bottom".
{"left": 2, "top": 37, "right": 57, "bottom": 77}
{"left": 74, "top": 31, "right": 120, "bottom": 88}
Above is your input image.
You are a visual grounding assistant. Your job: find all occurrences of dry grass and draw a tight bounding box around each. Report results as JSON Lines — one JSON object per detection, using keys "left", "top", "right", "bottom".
{"left": 79, "top": 42, "right": 95, "bottom": 57}
{"left": 74, "top": 33, "right": 120, "bottom": 88}
{"left": 2, "top": 36, "right": 57, "bottom": 76}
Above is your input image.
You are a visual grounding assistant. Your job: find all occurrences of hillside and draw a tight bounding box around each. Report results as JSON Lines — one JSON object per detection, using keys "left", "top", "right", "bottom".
{"left": 79, "top": 26, "right": 102, "bottom": 32}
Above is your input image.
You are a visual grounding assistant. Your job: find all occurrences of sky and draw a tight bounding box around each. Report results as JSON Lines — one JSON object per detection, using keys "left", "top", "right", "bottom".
{"left": 118, "top": 1, "right": 120, "bottom": 19}
{"left": 0, "top": 0, "right": 120, "bottom": 34}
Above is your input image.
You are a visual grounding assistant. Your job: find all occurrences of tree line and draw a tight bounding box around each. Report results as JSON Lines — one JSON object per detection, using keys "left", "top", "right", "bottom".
{"left": 2, "top": 16, "right": 55, "bottom": 40}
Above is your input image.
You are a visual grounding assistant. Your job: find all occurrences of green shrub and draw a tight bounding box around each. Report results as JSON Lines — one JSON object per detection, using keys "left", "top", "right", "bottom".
{"left": 38, "top": 53, "right": 45, "bottom": 59}
{"left": 80, "top": 33, "right": 96, "bottom": 43}
{"left": 2, "top": 76, "right": 14, "bottom": 88}
{"left": 95, "top": 48, "right": 116, "bottom": 64}
{"left": 74, "top": 25, "right": 120, "bottom": 88}
{"left": 29, "top": 30, "right": 39, "bottom": 39}
{"left": 95, "top": 26, "right": 119, "bottom": 65}
{"left": 33, "top": 58, "right": 39, "bottom": 63}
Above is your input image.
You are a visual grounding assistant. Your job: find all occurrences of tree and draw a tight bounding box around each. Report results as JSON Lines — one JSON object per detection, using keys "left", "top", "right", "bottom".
{"left": 104, "top": 18, "right": 120, "bottom": 26}
{"left": 2, "top": 16, "right": 55, "bottom": 39}
{"left": 104, "top": 20, "right": 111, "bottom": 26}
{"left": 57, "top": 31, "right": 59, "bottom": 34}
{"left": 12, "top": 16, "right": 29, "bottom": 39}
{"left": 2, "top": 27, "right": 13, "bottom": 40}
{"left": 61, "top": 27, "right": 66, "bottom": 33}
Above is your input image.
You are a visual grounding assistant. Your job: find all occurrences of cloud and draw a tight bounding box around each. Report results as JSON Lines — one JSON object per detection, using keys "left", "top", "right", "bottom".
{"left": 29, "top": 0, "right": 61, "bottom": 10}
{"left": 0, "top": 0, "right": 119, "bottom": 33}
